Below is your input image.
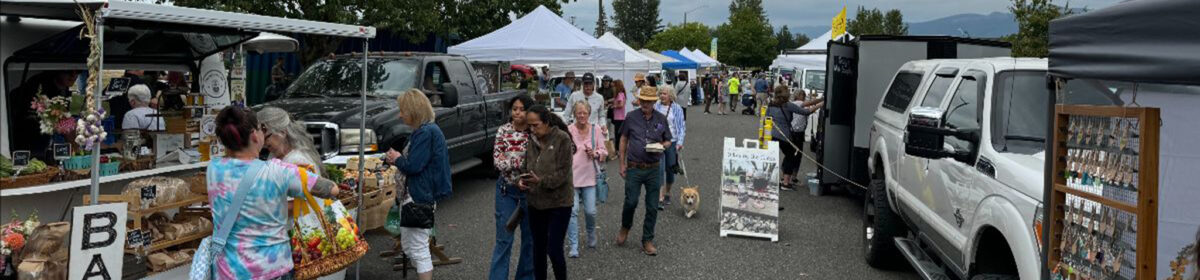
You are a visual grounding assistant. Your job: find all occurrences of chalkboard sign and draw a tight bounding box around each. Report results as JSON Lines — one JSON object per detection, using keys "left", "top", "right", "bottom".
{"left": 53, "top": 144, "right": 71, "bottom": 160}
{"left": 105, "top": 77, "right": 132, "bottom": 99}
{"left": 141, "top": 185, "right": 157, "bottom": 200}
{"left": 12, "top": 151, "right": 30, "bottom": 166}
{"left": 142, "top": 233, "right": 153, "bottom": 248}
{"left": 127, "top": 229, "right": 143, "bottom": 248}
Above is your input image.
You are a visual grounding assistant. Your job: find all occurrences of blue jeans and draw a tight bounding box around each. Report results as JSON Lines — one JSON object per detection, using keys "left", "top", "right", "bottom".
{"left": 567, "top": 186, "right": 597, "bottom": 252}
{"left": 661, "top": 142, "right": 678, "bottom": 184}
{"left": 622, "top": 166, "right": 662, "bottom": 242}
{"left": 488, "top": 179, "right": 534, "bottom": 280}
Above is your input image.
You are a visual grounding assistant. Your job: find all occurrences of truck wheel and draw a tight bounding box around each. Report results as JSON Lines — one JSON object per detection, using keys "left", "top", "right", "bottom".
{"left": 969, "top": 274, "right": 1018, "bottom": 280}
{"left": 863, "top": 176, "right": 905, "bottom": 268}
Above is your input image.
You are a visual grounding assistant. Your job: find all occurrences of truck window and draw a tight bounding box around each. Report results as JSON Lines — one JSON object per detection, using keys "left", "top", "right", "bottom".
{"left": 944, "top": 76, "right": 981, "bottom": 156}
{"left": 286, "top": 59, "right": 419, "bottom": 98}
{"left": 445, "top": 60, "right": 480, "bottom": 95}
{"left": 424, "top": 62, "right": 450, "bottom": 92}
{"left": 919, "top": 74, "right": 955, "bottom": 108}
{"left": 881, "top": 72, "right": 924, "bottom": 113}
{"left": 991, "top": 71, "right": 1049, "bottom": 155}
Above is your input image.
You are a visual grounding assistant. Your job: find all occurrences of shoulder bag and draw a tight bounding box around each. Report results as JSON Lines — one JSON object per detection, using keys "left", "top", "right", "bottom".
{"left": 385, "top": 135, "right": 436, "bottom": 234}
{"left": 591, "top": 124, "right": 610, "bottom": 203}
{"left": 190, "top": 161, "right": 265, "bottom": 280}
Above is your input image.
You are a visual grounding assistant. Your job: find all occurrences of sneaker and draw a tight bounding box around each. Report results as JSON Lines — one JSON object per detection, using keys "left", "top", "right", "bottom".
{"left": 587, "top": 233, "right": 597, "bottom": 248}
{"left": 568, "top": 248, "right": 580, "bottom": 258}
{"left": 663, "top": 195, "right": 672, "bottom": 206}
{"left": 781, "top": 184, "right": 797, "bottom": 191}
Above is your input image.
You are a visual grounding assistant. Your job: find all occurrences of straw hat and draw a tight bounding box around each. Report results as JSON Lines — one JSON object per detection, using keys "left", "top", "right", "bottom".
{"left": 637, "top": 86, "right": 659, "bottom": 101}
{"left": 633, "top": 73, "right": 646, "bottom": 83}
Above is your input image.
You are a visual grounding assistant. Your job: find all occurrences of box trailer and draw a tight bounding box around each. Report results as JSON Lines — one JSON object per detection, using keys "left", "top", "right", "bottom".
{"left": 815, "top": 35, "right": 1011, "bottom": 191}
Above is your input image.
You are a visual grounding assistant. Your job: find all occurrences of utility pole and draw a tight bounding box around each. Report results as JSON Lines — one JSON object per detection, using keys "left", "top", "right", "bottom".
{"left": 683, "top": 5, "right": 707, "bottom": 24}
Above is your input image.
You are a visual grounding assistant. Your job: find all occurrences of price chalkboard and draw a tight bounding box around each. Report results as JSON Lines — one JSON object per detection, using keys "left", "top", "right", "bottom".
{"left": 142, "top": 233, "right": 153, "bottom": 248}
{"left": 141, "top": 185, "right": 157, "bottom": 200}
{"left": 12, "top": 150, "right": 30, "bottom": 166}
{"left": 53, "top": 144, "right": 71, "bottom": 161}
{"left": 128, "top": 230, "right": 143, "bottom": 248}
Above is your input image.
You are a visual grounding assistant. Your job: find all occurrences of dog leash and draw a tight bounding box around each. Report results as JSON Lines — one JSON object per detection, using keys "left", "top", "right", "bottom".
{"left": 678, "top": 149, "right": 691, "bottom": 187}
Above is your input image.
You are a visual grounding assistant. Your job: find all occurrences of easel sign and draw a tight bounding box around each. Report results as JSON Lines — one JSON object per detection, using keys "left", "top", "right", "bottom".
{"left": 718, "top": 137, "right": 781, "bottom": 242}
{"left": 69, "top": 203, "right": 128, "bottom": 280}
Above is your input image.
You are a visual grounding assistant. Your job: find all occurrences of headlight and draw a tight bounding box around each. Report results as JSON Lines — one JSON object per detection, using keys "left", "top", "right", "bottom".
{"left": 339, "top": 128, "right": 378, "bottom": 153}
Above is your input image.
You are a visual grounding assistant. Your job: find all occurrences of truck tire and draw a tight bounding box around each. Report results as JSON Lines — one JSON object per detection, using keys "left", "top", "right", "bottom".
{"left": 863, "top": 176, "right": 905, "bottom": 268}
{"left": 969, "top": 274, "right": 1018, "bottom": 280}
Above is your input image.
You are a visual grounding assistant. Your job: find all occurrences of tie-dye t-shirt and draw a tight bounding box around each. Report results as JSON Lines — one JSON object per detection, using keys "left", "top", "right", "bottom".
{"left": 207, "top": 158, "right": 316, "bottom": 280}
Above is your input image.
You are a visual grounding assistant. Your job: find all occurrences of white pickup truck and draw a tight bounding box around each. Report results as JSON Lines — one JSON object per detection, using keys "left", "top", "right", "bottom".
{"left": 863, "top": 58, "right": 1054, "bottom": 280}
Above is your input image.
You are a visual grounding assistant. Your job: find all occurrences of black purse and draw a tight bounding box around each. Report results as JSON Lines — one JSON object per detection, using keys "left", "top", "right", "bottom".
{"left": 399, "top": 200, "right": 435, "bottom": 229}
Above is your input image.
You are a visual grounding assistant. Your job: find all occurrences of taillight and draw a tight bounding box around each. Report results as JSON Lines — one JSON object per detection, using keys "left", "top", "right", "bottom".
{"left": 1033, "top": 203, "right": 1045, "bottom": 253}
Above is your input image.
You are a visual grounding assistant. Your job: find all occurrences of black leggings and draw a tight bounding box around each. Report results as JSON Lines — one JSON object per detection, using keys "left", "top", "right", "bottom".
{"left": 780, "top": 136, "right": 804, "bottom": 177}
{"left": 530, "top": 206, "right": 571, "bottom": 280}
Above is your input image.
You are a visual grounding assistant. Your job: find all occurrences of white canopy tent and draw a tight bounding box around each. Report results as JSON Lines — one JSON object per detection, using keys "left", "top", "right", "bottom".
{"left": 549, "top": 32, "right": 658, "bottom": 81}
{"left": 639, "top": 49, "right": 679, "bottom": 64}
{"left": 689, "top": 48, "right": 720, "bottom": 66}
{"left": 679, "top": 47, "right": 716, "bottom": 68}
{"left": 448, "top": 5, "right": 622, "bottom": 65}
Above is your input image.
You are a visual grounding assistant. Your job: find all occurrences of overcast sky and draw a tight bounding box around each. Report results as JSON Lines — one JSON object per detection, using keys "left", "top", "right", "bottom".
{"left": 561, "top": 0, "right": 1122, "bottom": 35}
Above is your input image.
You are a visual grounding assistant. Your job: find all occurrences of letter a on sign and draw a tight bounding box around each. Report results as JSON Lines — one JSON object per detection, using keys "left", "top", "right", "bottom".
{"left": 70, "top": 203, "right": 127, "bottom": 280}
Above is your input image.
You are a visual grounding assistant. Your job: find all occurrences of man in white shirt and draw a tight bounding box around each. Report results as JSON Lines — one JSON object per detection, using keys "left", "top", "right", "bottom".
{"left": 121, "top": 84, "right": 165, "bottom": 131}
{"left": 564, "top": 72, "right": 606, "bottom": 125}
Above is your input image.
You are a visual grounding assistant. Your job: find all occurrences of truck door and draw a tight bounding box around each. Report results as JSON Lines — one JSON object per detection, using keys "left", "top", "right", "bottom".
{"left": 445, "top": 59, "right": 489, "bottom": 159}
{"left": 423, "top": 60, "right": 465, "bottom": 162}
{"left": 925, "top": 69, "right": 988, "bottom": 270}
{"left": 899, "top": 65, "right": 960, "bottom": 211}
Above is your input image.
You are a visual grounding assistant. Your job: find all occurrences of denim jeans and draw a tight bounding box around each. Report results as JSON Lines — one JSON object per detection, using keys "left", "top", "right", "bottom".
{"left": 529, "top": 206, "right": 571, "bottom": 280}
{"left": 621, "top": 166, "right": 662, "bottom": 242}
{"left": 661, "top": 142, "right": 678, "bottom": 184}
{"left": 488, "top": 179, "right": 534, "bottom": 280}
{"left": 566, "top": 186, "right": 597, "bottom": 252}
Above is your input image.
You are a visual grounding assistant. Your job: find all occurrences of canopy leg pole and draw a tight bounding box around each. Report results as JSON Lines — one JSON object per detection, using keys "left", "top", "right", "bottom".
{"left": 89, "top": 14, "right": 105, "bottom": 205}
{"left": 355, "top": 39, "right": 369, "bottom": 280}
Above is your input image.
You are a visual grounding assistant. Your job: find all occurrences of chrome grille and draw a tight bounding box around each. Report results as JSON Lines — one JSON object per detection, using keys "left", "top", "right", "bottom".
{"left": 305, "top": 122, "right": 340, "bottom": 159}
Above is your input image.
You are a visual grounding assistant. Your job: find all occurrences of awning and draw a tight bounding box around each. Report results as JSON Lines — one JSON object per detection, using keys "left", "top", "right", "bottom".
{"left": 1048, "top": 0, "right": 1200, "bottom": 85}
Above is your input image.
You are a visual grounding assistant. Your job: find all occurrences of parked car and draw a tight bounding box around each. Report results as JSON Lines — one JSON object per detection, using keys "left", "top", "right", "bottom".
{"left": 259, "top": 52, "right": 521, "bottom": 167}
{"left": 865, "top": 57, "right": 1055, "bottom": 280}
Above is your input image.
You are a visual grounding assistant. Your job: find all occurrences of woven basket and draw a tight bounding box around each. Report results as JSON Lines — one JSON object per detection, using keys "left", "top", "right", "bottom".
{"left": 122, "top": 157, "right": 155, "bottom": 172}
{"left": 291, "top": 186, "right": 369, "bottom": 280}
{"left": 294, "top": 241, "right": 368, "bottom": 280}
{"left": 0, "top": 169, "right": 59, "bottom": 189}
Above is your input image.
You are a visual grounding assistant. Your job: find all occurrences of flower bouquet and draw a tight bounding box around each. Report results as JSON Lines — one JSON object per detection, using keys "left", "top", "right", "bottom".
{"left": 30, "top": 92, "right": 75, "bottom": 137}
{"left": 0, "top": 210, "right": 40, "bottom": 269}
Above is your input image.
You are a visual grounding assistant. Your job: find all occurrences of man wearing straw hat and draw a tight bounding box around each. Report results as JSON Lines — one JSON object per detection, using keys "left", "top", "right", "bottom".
{"left": 617, "top": 86, "right": 672, "bottom": 256}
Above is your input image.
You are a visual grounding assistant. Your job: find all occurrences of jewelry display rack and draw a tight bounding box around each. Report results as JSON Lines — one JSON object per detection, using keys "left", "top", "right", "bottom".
{"left": 1049, "top": 105, "right": 1160, "bottom": 280}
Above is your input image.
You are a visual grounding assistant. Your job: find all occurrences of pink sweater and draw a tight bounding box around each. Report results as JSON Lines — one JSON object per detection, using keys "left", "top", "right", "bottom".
{"left": 567, "top": 124, "right": 608, "bottom": 188}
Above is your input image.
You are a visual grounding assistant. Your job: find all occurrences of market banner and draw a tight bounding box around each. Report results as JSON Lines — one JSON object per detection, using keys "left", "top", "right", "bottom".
{"left": 69, "top": 203, "right": 128, "bottom": 280}
{"left": 718, "top": 138, "right": 780, "bottom": 242}
{"left": 710, "top": 37, "right": 718, "bottom": 61}
{"left": 200, "top": 55, "right": 230, "bottom": 109}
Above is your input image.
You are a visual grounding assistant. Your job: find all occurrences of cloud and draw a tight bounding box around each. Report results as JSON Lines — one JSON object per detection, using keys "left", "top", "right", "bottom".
{"left": 561, "top": 0, "right": 1120, "bottom": 36}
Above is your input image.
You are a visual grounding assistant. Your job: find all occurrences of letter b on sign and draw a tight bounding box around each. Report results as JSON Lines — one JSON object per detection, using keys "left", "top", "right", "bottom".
{"left": 70, "top": 203, "right": 127, "bottom": 280}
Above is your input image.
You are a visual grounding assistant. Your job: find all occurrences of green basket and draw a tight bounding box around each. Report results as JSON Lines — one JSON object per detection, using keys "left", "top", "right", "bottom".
{"left": 99, "top": 162, "right": 121, "bottom": 176}
{"left": 63, "top": 155, "right": 93, "bottom": 170}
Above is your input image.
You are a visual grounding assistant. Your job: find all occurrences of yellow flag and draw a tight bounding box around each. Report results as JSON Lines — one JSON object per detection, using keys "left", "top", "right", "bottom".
{"left": 832, "top": 7, "right": 847, "bottom": 39}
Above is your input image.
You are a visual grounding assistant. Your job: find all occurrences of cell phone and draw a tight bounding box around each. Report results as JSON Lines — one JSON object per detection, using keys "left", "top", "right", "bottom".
{"left": 519, "top": 173, "right": 535, "bottom": 180}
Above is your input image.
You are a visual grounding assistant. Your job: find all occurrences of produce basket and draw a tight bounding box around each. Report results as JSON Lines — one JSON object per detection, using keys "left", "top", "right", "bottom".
{"left": 290, "top": 172, "right": 367, "bottom": 280}
{"left": 99, "top": 161, "right": 120, "bottom": 176}
{"left": 1, "top": 169, "right": 59, "bottom": 189}
{"left": 63, "top": 155, "right": 92, "bottom": 170}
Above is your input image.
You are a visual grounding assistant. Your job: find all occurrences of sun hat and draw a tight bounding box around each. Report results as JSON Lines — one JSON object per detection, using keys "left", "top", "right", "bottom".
{"left": 637, "top": 86, "right": 659, "bottom": 102}
{"left": 633, "top": 73, "right": 646, "bottom": 83}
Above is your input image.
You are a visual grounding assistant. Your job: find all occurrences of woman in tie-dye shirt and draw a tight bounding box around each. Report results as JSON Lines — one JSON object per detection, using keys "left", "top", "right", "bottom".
{"left": 208, "top": 107, "right": 340, "bottom": 280}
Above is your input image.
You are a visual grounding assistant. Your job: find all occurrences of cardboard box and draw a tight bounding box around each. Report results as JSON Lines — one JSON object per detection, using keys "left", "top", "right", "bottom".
{"left": 359, "top": 197, "right": 394, "bottom": 231}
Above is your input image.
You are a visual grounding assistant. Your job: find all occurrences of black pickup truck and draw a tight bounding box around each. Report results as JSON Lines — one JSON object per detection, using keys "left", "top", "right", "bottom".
{"left": 258, "top": 52, "right": 520, "bottom": 165}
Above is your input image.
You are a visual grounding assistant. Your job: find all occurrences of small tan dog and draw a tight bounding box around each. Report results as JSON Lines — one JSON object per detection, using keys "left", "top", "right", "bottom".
{"left": 681, "top": 186, "right": 700, "bottom": 218}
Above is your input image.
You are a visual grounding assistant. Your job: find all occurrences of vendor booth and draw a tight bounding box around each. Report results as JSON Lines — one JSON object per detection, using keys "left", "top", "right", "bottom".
{"left": 660, "top": 50, "right": 699, "bottom": 84}
{"left": 1045, "top": 1, "right": 1200, "bottom": 279}
{"left": 688, "top": 48, "right": 720, "bottom": 67}
{"left": 448, "top": 5, "right": 623, "bottom": 110}
{"left": 0, "top": 0, "right": 376, "bottom": 278}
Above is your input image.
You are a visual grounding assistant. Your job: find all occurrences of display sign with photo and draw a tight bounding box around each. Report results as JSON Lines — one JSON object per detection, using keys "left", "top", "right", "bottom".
{"left": 719, "top": 138, "right": 781, "bottom": 242}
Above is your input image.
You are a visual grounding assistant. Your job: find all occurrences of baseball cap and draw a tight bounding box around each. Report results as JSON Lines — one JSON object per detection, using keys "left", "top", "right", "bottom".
{"left": 582, "top": 73, "right": 595, "bottom": 84}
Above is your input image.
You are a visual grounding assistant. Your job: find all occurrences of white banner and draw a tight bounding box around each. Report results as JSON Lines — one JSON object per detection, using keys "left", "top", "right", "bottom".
{"left": 69, "top": 203, "right": 128, "bottom": 280}
{"left": 200, "top": 54, "right": 230, "bottom": 109}
{"left": 719, "top": 138, "right": 781, "bottom": 242}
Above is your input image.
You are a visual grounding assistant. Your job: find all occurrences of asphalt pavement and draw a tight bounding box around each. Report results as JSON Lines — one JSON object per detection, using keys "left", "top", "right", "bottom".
{"left": 351, "top": 106, "right": 919, "bottom": 280}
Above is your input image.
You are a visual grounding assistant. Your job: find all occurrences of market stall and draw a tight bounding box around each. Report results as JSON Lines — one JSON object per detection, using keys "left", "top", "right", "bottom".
{"left": 688, "top": 48, "right": 720, "bottom": 66}
{"left": 1045, "top": 1, "right": 1200, "bottom": 279}
{"left": 0, "top": 0, "right": 376, "bottom": 278}
{"left": 660, "top": 50, "right": 699, "bottom": 84}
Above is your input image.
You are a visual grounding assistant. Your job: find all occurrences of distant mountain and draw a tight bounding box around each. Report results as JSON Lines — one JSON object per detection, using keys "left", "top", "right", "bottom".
{"left": 790, "top": 12, "right": 1018, "bottom": 39}
{"left": 907, "top": 12, "right": 1016, "bottom": 38}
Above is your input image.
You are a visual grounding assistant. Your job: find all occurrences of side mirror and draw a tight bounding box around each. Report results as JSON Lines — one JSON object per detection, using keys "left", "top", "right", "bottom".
{"left": 904, "top": 107, "right": 978, "bottom": 162}
{"left": 437, "top": 82, "right": 459, "bottom": 107}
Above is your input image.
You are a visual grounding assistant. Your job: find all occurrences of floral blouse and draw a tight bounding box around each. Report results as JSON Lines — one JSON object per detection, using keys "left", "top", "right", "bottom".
{"left": 492, "top": 123, "right": 529, "bottom": 185}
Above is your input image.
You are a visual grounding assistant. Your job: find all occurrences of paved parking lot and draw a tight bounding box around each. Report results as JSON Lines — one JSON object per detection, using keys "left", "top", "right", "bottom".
{"left": 354, "top": 109, "right": 918, "bottom": 279}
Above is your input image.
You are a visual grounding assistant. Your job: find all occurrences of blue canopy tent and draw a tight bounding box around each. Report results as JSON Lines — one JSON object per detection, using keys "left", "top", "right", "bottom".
{"left": 661, "top": 50, "right": 698, "bottom": 70}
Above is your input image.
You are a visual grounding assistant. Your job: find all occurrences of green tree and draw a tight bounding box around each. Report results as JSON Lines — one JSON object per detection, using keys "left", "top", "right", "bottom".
{"left": 1004, "top": 0, "right": 1071, "bottom": 57}
{"left": 794, "top": 33, "right": 811, "bottom": 48}
{"left": 611, "top": 0, "right": 662, "bottom": 49}
{"left": 595, "top": 0, "right": 610, "bottom": 36}
{"left": 645, "top": 22, "right": 711, "bottom": 53}
{"left": 847, "top": 6, "right": 907, "bottom": 36}
{"left": 716, "top": 0, "right": 776, "bottom": 67}
{"left": 776, "top": 25, "right": 796, "bottom": 52}
{"left": 170, "top": 0, "right": 569, "bottom": 66}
